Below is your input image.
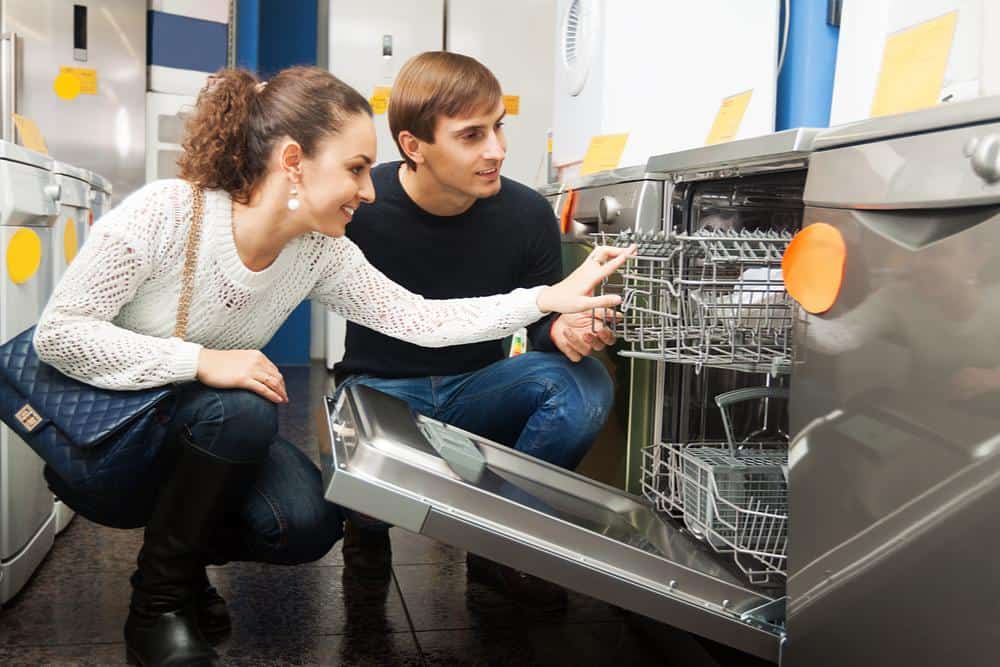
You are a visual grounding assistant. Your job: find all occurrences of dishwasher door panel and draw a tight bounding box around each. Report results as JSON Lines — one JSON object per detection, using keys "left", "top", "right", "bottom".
{"left": 787, "top": 204, "right": 1000, "bottom": 665}
{"left": 321, "top": 385, "right": 783, "bottom": 662}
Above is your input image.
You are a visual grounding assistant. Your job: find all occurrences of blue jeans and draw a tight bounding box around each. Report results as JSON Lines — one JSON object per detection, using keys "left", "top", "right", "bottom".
{"left": 336, "top": 352, "right": 614, "bottom": 470}
{"left": 46, "top": 383, "right": 344, "bottom": 565}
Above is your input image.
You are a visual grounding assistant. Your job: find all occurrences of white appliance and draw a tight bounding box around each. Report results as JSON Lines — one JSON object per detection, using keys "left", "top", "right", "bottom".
{"left": 830, "top": 0, "right": 995, "bottom": 126}
{"left": 323, "top": 0, "right": 445, "bottom": 368}
{"left": 446, "top": 0, "right": 558, "bottom": 187}
{"left": 146, "top": 91, "right": 196, "bottom": 183}
{"left": 326, "top": 0, "right": 445, "bottom": 166}
{"left": 0, "top": 0, "right": 147, "bottom": 204}
{"left": 0, "top": 141, "right": 58, "bottom": 604}
{"left": 551, "top": 0, "right": 781, "bottom": 177}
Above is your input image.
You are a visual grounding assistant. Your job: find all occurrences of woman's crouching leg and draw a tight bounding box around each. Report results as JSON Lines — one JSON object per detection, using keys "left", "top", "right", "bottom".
{"left": 238, "top": 437, "right": 345, "bottom": 565}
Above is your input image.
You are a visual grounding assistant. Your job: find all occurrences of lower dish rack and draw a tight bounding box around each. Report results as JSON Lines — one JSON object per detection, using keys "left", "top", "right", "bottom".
{"left": 643, "top": 387, "right": 789, "bottom": 585}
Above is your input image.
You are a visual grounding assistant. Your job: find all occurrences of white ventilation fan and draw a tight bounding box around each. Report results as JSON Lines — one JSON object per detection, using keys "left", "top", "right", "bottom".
{"left": 561, "top": 0, "right": 598, "bottom": 96}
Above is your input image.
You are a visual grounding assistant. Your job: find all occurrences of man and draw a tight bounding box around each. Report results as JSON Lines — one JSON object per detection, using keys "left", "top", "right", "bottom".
{"left": 334, "top": 52, "right": 615, "bottom": 608}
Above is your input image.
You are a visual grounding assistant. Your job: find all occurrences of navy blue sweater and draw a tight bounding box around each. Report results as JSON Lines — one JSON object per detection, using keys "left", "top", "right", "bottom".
{"left": 335, "top": 162, "right": 561, "bottom": 380}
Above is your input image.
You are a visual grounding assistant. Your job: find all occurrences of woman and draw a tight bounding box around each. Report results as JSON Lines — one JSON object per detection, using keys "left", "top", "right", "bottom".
{"left": 32, "top": 66, "right": 630, "bottom": 667}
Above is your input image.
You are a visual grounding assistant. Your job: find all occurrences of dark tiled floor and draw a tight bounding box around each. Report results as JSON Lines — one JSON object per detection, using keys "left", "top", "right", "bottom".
{"left": 0, "top": 363, "right": 772, "bottom": 666}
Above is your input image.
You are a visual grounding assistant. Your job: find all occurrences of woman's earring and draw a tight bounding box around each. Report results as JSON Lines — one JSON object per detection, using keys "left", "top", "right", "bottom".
{"left": 287, "top": 185, "right": 301, "bottom": 211}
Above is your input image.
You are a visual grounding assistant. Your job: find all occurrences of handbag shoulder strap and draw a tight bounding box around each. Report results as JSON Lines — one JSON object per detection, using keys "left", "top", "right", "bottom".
{"left": 171, "top": 185, "right": 206, "bottom": 341}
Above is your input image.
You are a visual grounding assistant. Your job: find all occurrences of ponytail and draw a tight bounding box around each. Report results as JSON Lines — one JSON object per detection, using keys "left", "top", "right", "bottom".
{"left": 177, "top": 66, "right": 372, "bottom": 204}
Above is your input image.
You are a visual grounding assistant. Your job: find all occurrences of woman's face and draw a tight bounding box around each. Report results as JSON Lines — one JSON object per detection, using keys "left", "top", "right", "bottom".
{"left": 298, "top": 112, "right": 377, "bottom": 237}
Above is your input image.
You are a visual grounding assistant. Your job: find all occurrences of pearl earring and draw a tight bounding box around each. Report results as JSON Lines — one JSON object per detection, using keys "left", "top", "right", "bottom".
{"left": 287, "top": 185, "right": 301, "bottom": 211}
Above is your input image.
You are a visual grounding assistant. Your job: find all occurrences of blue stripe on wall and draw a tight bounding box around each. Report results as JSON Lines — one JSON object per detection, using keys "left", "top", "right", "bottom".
{"left": 236, "top": 0, "right": 261, "bottom": 71}
{"left": 776, "top": 0, "right": 840, "bottom": 130}
{"left": 147, "top": 11, "right": 228, "bottom": 73}
{"left": 258, "top": 0, "right": 318, "bottom": 77}
{"left": 241, "top": 0, "right": 317, "bottom": 365}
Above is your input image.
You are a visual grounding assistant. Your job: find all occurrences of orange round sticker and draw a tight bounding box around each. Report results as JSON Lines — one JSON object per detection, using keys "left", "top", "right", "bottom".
{"left": 782, "top": 222, "right": 846, "bottom": 314}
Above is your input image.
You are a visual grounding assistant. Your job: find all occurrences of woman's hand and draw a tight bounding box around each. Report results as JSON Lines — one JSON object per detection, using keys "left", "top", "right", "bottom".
{"left": 536, "top": 244, "right": 635, "bottom": 314}
{"left": 196, "top": 349, "right": 289, "bottom": 404}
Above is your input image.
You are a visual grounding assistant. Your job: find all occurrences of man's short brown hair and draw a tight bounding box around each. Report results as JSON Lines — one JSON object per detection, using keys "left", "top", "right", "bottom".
{"left": 389, "top": 51, "right": 502, "bottom": 169}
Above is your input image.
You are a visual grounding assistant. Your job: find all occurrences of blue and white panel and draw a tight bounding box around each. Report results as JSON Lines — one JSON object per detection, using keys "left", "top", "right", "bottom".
{"left": 147, "top": 0, "right": 229, "bottom": 96}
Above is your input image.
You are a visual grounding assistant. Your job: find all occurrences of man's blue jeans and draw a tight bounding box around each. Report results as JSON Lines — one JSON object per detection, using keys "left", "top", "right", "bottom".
{"left": 46, "top": 383, "right": 344, "bottom": 566}
{"left": 336, "top": 352, "right": 614, "bottom": 470}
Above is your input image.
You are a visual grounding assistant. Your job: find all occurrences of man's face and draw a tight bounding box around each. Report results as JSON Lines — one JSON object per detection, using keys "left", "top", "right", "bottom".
{"left": 418, "top": 100, "right": 507, "bottom": 200}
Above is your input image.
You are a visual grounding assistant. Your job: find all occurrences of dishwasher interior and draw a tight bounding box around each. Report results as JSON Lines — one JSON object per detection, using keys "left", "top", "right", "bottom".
{"left": 596, "top": 151, "right": 812, "bottom": 594}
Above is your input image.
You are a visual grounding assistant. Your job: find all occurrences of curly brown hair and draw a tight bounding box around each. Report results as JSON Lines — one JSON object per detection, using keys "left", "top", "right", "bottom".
{"left": 177, "top": 66, "right": 372, "bottom": 204}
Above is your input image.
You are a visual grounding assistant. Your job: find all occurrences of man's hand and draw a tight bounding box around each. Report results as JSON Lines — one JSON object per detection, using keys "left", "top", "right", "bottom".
{"left": 550, "top": 312, "right": 616, "bottom": 363}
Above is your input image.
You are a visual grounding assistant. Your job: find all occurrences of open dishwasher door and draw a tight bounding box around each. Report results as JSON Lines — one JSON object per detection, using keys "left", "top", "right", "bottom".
{"left": 320, "top": 384, "right": 784, "bottom": 662}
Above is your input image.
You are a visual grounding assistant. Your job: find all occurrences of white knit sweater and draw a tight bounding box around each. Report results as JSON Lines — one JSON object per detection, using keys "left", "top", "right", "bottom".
{"left": 34, "top": 179, "right": 545, "bottom": 390}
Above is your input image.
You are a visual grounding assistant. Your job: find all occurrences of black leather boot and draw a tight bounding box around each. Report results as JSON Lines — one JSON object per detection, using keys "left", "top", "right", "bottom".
{"left": 342, "top": 516, "right": 392, "bottom": 579}
{"left": 124, "top": 435, "right": 256, "bottom": 666}
{"left": 128, "top": 570, "right": 232, "bottom": 647}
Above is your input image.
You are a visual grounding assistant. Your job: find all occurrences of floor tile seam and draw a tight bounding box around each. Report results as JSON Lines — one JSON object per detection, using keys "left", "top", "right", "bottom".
{"left": 0, "top": 638, "right": 127, "bottom": 650}
{"left": 406, "top": 617, "right": 625, "bottom": 633}
{"left": 390, "top": 568, "right": 429, "bottom": 667}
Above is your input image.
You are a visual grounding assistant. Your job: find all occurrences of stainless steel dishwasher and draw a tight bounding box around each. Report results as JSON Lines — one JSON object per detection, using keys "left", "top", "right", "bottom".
{"left": 320, "top": 101, "right": 1000, "bottom": 664}
{"left": 539, "top": 167, "right": 670, "bottom": 493}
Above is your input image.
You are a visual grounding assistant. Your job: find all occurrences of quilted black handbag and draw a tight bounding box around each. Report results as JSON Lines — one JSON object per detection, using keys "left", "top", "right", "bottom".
{"left": 0, "top": 187, "right": 206, "bottom": 494}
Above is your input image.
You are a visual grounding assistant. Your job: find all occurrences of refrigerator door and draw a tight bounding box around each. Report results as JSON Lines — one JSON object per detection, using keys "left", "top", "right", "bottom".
{"left": 787, "top": 118, "right": 1000, "bottom": 665}
{"left": 1, "top": 0, "right": 147, "bottom": 203}
{"left": 321, "top": 385, "right": 784, "bottom": 662}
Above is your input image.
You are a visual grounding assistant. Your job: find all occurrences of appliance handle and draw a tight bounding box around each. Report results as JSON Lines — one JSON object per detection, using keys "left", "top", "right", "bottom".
{"left": 716, "top": 386, "right": 790, "bottom": 454}
{"left": 1, "top": 32, "right": 17, "bottom": 143}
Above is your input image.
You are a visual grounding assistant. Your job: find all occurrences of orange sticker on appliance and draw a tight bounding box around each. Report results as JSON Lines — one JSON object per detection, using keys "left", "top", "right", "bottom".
{"left": 12, "top": 114, "right": 48, "bottom": 154}
{"left": 870, "top": 11, "right": 957, "bottom": 118}
{"left": 782, "top": 223, "right": 846, "bottom": 315}
{"left": 503, "top": 95, "right": 520, "bottom": 115}
{"left": 6, "top": 228, "right": 43, "bottom": 285}
{"left": 370, "top": 86, "right": 392, "bottom": 115}
{"left": 60, "top": 67, "right": 98, "bottom": 95}
{"left": 706, "top": 90, "right": 753, "bottom": 145}
{"left": 559, "top": 189, "right": 577, "bottom": 234}
{"left": 580, "top": 133, "right": 629, "bottom": 176}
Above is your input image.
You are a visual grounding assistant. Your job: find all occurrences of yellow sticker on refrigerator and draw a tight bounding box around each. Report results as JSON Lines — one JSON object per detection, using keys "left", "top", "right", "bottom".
{"left": 870, "top": 11, "right": 957, "bottom": 118}
{"left": 54, "top": 67, "right": 98, "bottom": 99}
{"left": 6, "top": 229, "right": 42, "bottom": 285}
{"left": 502, "top": 95, "right": 520, "bottom": 115}
{"left": 64, "top": 219, "right": 79, "bottom": 264}
{"left": 370, "top": 86, "right": 392, "bottom": 115}
{"left": 580, "top": 133, "right": 629, "bottom": 176}
{"left": 705, "top": 90, "right": 753, "bottom": 145}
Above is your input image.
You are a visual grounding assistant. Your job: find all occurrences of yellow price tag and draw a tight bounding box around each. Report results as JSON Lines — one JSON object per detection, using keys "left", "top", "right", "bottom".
{"left": 870, "top": 12, "right": 957, "bottom": 118}
{"left": 60, "top": 67, "right": 98, "bottom": 95}
{"left": 6, "top": 229, "right": 42, "bottom": 285}
{"left": 503, "top": 95, "right": 521, "bottom": 115}
{"left": 12, "top": 114, "right": 48, "bottom": 154}
{"left": 370, "top": 86, "right": 392, "bottom": 115}
{"left": 580, "top": 133, "right": 629, "bottom": 176}
{"left": 706, "top": 90, "right": 753, "bottom": 146}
